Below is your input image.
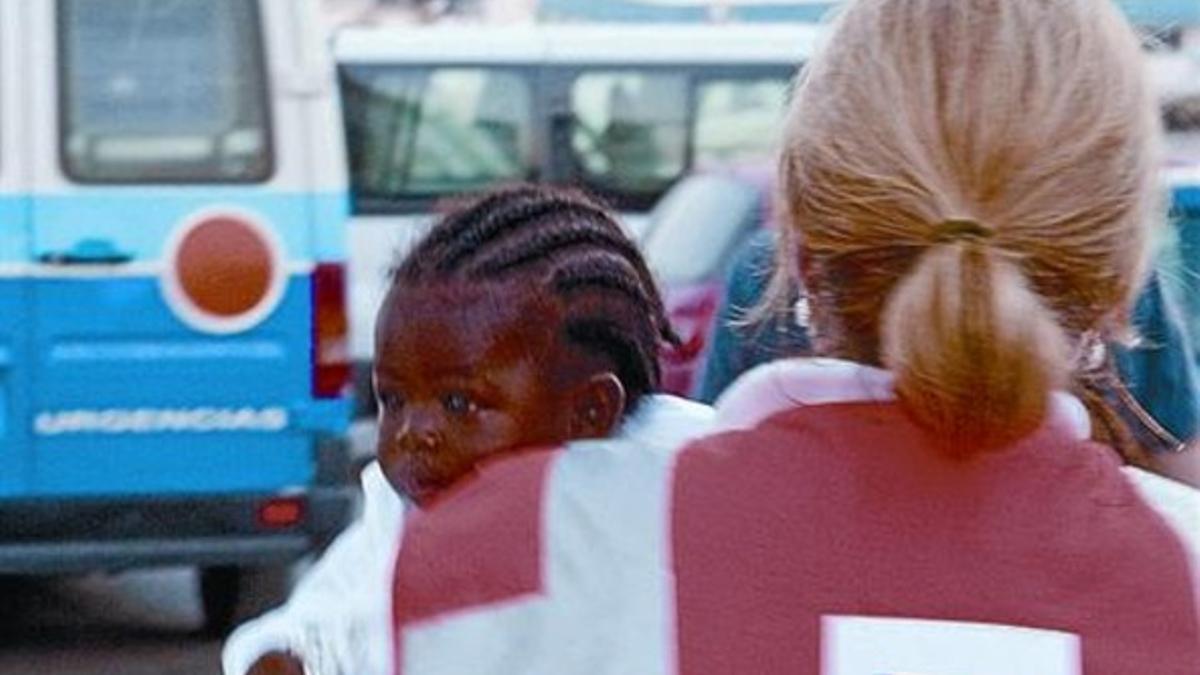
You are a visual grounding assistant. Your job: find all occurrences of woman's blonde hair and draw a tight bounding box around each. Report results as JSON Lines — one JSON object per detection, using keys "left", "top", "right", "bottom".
{"left": 779, "top": 0, "right": 1164, "bottom": 451}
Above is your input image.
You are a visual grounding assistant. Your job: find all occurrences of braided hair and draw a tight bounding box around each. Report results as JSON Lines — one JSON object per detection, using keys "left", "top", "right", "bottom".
{"left": 392, "top": 184, "right": 678, "bottom": 412}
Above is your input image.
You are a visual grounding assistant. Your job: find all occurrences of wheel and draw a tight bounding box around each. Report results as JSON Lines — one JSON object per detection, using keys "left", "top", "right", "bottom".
{"left": 199, "top": 564, "right": 296, "bottom": 637}
{"left": 199, "top": 565, "right": 242, "bottom": 637}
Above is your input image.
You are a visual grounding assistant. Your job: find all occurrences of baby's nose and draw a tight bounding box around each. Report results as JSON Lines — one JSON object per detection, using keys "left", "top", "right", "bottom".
{"left": 400, "top": 428, "right": 440, "bottom": 452}
{"left": 395, "top": 413, "right": 443, "bottom": 452}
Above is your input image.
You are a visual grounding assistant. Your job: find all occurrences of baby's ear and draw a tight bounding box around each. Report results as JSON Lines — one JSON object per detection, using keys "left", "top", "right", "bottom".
{"left": 567, "top": 372, "right": 626, "bottom": 440}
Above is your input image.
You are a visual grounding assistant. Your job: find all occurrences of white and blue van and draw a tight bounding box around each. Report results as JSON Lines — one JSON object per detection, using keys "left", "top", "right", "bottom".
{"left": 0, "top": 0, "right": 353, "bottom": 634}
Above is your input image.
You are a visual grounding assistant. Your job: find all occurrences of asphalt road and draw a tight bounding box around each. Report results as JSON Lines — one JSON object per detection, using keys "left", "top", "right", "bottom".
{"left": 0, "top": 569, "right": 224, "bottom": 675}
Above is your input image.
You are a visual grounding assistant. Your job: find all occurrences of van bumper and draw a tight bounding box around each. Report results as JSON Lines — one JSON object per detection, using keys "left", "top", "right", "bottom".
{"left": 0, "top": 439, "right": 356, "bottom": 574}
{"left": 0, "top": 487, "right": 355, "bottom": 574}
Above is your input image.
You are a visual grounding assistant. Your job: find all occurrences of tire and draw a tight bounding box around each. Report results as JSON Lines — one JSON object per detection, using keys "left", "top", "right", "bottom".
{"left": 199, "top": 565, "right": 241, "bottom": 637}
{"left": 199, "top": 564, "right": 295, "bottom": 637}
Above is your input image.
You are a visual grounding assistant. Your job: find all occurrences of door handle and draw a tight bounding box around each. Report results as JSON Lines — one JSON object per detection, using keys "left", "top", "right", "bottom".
{"left": 38, "top": 238, "right": 134, "bottom": 265}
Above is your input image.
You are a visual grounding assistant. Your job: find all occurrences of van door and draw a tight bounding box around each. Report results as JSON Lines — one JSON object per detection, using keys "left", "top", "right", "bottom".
{"left": 25, "top": 0, "right": 316, "bottom": 497}
{"left": 0, "top": 0, "right": 32, "bottom": 497}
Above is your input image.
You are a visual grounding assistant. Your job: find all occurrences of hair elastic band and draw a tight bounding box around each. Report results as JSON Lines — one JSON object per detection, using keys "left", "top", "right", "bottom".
{"left": 933, "top": 218, "right": 992, "bottom": 243}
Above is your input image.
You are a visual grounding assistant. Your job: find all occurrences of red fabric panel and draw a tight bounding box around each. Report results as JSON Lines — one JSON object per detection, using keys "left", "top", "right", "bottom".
{"left": 671, "top": 402, "right": 1200, "bottom": 674}
{"left": 392, "top": 446, "right": 562, "bottom": 674}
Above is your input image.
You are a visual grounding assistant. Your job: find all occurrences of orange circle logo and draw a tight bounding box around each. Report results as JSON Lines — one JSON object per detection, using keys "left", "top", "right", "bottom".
{"left": 161, "top": 209, "right": 287, "bottom": 334}
{"left": 177, "top": 216, "right": 273, "bottom": 317}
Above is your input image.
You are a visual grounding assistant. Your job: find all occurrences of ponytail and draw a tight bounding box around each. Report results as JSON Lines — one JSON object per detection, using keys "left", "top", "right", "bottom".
{"left": 882, "top": 239, "right": 1069, "bottom": 453}
{"left": 778, "top": 0, "right": 1163, "bottom": 454}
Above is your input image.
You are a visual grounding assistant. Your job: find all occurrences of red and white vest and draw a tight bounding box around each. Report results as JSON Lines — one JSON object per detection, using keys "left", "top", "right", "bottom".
{"left": 392, "top": 359, "right": 1200, "bottom": 675}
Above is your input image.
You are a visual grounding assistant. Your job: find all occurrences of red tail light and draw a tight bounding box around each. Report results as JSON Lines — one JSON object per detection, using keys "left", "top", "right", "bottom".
{"left": 257, "top": 497, "right": 306, "bottom": 529}
{"left": 312, "top": 262, "right": 351, "bottom": 398}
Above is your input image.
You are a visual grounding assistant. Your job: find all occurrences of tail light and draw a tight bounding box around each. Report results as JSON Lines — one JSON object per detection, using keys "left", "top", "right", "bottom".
{"left": 257, "top": 496, "right": 306, "bottom": 529}
{"left": 312, "top": 262, "right": 351, "bottom": 398}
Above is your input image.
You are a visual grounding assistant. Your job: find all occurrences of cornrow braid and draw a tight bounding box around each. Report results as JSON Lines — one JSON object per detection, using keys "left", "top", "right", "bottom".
{"left": 395, "top": 186, "right": 550, "bottom": 280}
{"left": 565, "top": 318, "right": 656, "bottom": 406}
{"left": 438, "top": 202, "right": 614, "bottom": 273}
{"left": 553, "top": 256, "right": 652, "bottom": 309}
{"left": 419, "top": 185, "right": 546, "bottom": 250}
{"left": 552, "top": 254, "right": 668, "bottom": 390}
{"left": 467, "top": 221, "right": 680, "bottom": 347}
{"left": 390, "top": 184, "right": 678, "bottom": 411}
{"left": 551, "top": 253, "right": 675, "bottom": 346}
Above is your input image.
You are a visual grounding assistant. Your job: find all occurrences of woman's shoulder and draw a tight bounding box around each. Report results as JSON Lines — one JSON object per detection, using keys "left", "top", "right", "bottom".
{"left": 1120, "top": 467, "right": 1200, "bottom": 561}
{"left": 712, "top": 357, "right": 895, "bottom": 432}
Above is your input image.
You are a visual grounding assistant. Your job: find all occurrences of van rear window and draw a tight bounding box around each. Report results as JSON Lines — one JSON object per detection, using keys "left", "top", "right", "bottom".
{"left": 58, "top": 0, "right": 272, "bottom": 183}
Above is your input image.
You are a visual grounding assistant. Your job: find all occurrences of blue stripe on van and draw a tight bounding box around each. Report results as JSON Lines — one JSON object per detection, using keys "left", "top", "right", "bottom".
{"left": 1, "top": 187, "right": 349, "bottom": 497}
{"left": 27, "top": 190, "right": 346, "bottom": 262}
{"left": 0, "top": 277, "right": 29, "bottom": 496}
{"left": 0, "top": 196, "right": 28, "bottom": 262}
{"left": 32, "top": 275, "right": 320, "bottom": 412}
{"left": 311, "top": 191, "right": 351, "bottom": 260}
{"left": 17, "top": 273, "right": 347, "bottom": 497}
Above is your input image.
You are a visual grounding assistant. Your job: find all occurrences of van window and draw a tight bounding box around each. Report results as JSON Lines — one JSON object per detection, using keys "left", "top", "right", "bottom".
{"left": 58, "top": 0, "right": 272, "bottom": 183}
{"left": 570, "top": 71, "right": 688, "bottom": 196}
{"left": 341, "top": 66, "right": 535, "bottom": 210}
{"left": 693, "top": 78, "right": 789, "bottom": 168}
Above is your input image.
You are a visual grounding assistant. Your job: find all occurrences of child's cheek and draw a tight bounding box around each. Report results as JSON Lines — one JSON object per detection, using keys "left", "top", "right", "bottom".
{"left": 467, "top": 411, "right": 525, "bottom": 459}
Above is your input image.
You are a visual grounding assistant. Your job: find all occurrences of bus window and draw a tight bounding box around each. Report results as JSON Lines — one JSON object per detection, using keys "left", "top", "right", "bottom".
{"left": 570, "top": 71, "right": 688, "bottom": 197}
{"left": 58, "top": 0, "right": 272, "bottom": 183}
{"left": 341, "top": 66, "right": 535, "bottom": 209}
{"left": 693, "top": 78, "right": 789, "bottom": 168}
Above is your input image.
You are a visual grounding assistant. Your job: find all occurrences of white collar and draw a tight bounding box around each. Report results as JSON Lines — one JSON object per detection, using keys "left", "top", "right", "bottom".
{"left": 713, "top": 357, "right": 1091, "bottom": 441}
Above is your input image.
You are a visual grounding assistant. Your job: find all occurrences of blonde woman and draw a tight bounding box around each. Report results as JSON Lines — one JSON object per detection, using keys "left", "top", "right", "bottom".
{"left": 382, "top": 2, "right": 1198, "bottom": 673}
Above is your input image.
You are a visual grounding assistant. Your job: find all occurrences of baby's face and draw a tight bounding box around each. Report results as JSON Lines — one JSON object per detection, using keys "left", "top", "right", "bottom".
{"left": 373, "top": 282, "right": 572, "bottom": 504}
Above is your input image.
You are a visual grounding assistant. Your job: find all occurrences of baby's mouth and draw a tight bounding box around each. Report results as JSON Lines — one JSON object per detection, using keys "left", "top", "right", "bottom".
{"left": 391, "top": 455, "right": 461, "bottom": 505}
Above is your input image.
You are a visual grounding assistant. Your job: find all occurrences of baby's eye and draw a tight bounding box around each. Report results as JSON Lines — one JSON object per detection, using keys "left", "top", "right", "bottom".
{"left": 441, "top": 392, "right": 477, "bottom": 416}
{"left": 377, "top": 391, "right": 404, "bottom": 413}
